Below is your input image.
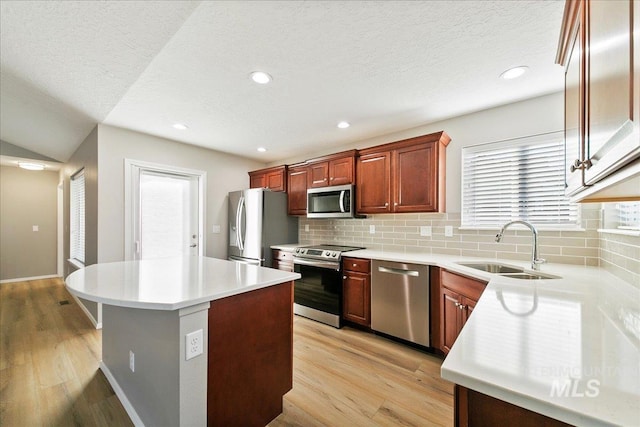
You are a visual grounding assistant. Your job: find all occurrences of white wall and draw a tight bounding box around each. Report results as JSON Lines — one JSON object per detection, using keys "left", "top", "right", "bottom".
{"left": 272, "top": 92, "right": 565, "bottom": 213}
{"left": 96, "top": 125, "right": 265, "bottom": 263}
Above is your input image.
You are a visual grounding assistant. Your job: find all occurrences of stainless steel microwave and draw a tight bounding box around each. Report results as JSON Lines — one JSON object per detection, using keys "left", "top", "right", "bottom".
{"left": 307, "top": 184, "right": 354, "bottom": 218}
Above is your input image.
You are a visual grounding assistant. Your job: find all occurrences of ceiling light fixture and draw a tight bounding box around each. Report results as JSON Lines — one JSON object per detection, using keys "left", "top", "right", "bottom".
{"left": 250, "top": 71, "right": 272, "bottom": 84}
{"left": 172, "top": 123, "right": 189, "bottom": 130}
{"left": 18, "top": 162, "right": 45, "bottom": 171}
{"left": 500, "top": 66, "right": 529, "bottom": 80}
{"left": 337, "top": 121, "right": 350, "bottom": 129}
{"left": 257, "top": 147, "right": 267, "bottom": 153}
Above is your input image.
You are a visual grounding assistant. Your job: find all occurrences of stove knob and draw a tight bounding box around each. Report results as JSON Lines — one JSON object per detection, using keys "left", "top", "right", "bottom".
{"left": 333, "top": 253, "right": 338, "bottom": 258}
{"left": 324, "top": 251, "right": 330, "bottom": 257}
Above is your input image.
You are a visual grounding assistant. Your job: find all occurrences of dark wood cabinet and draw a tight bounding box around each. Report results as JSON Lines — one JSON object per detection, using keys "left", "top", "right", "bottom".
{"left": 308, "top": 151, "right": 356, "bottom": 189}
{"left": 556, "top": 0, "right": 639, "bottom": 200}
{"left": 438, "top": 269, "right": 486, "bottom": 355}
{"left": 357, "top": 131, "right": 450, "bottom": 214}
{"left": 287, "top": 164, "right": 309, "bottom": 215}
{"left": 248, "top": 165, "right": 287, "bottom": 192}
{"left": 342, "top": 257, "right": 371, "bottom": 327}
{"left": 272, "top": 249, "right": 294, "bottom": 272}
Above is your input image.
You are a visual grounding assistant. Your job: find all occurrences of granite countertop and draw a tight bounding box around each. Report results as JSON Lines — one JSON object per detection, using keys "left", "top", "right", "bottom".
{"left": 343, "top": 249, "right": 640, "bottom": 426}
{"left": 65, "top": 255, "right": 300, "bottom": 310}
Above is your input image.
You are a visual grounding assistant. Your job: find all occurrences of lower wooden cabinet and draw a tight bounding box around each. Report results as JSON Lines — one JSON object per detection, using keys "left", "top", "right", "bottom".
{"left": 272, "top": 249, "right": 294, "bottom": 272}
{"left": 342, "top": 257, "right": 371, "bottom": 327}
{"left": 438, "top": 269, "right": 486, "bottom": 354}
{"left": 454, "top": 385, "right": 572, "bottom": 427}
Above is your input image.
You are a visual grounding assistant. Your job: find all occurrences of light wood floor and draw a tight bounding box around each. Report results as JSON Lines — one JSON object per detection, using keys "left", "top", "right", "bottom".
{"left": 1, "top": 278, "right": 453, "bottom": 426}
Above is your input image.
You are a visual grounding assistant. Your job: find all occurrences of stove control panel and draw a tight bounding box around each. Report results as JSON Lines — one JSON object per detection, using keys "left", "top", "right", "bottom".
{"left": 294, "top": 248, "right": 340, "bottom": 259}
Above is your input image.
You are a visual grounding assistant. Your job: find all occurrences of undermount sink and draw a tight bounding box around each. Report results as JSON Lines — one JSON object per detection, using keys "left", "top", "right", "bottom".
{"left": 456, "top": 262, "right": 560, "bottom": 280}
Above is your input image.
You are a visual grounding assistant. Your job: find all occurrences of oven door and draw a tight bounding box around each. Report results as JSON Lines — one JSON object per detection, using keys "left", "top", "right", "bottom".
{"left": 293, "top": 259, "right": 342, "bottom": 318}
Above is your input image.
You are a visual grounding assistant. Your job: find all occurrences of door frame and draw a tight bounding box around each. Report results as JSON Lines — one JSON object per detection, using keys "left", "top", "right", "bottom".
{"left": 124, "top": 159, "right": 206, "bottom": 261}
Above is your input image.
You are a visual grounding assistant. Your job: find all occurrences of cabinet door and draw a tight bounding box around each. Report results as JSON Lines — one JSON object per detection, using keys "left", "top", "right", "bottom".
{"left": 441, "top": 287, "right": 461, "bottom": 355}
{"left": 393, "top": 142, "right": 438, "bottom": 212}
{"left": 288, "top": 168, "right": 309, "bottom": 215}
{"left": 564, "top": 6, "right": 585, "bottom": 196}
{"left": 250, "top": 173, "right": 266, "bottom": 189}
{"left": 329, "top": 157, "right": 354, "bottom": 186}
{"left": 461, "top": 296, "right": 477, "bottom": 328}
{"left": 266, "top": 171, "right": 285, "bottom": 192}
{"left": 356, "top": 151, "right": 392, "bottom": 213}
{"left": 584, "top": 0, "right": 639, "bottom": 184}
{"left": 342, "top": 271, "right": 371, "bottom": 326}
{"left": 309, "top": 162, "right": 329, "bottom": 188}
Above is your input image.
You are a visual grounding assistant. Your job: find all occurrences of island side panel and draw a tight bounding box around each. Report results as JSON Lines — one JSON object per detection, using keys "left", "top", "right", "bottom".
{"left": 207, "top": 280, "right": 294, "bottom": 426}
{"left": 102, "top": 305, "right": 180, "bottom": 427}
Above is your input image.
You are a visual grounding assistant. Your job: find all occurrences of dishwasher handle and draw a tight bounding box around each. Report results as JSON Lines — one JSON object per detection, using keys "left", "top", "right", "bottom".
{"left": 377, "top": 265, "right": 420, "bottom": 277}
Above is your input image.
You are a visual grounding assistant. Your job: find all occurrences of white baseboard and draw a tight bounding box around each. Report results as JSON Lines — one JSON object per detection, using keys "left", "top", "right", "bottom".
{"left": 0, "top": 274, "right": 60, "bottom": 284}
{"left": 70, "top": 293, "right": 102, "bottom": 329}
{"left": 99, "top": 361, "right": 145, "bottom": 427}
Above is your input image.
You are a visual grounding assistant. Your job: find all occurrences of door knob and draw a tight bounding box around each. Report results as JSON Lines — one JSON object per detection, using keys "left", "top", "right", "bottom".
{"left": 190, "top": 244, "right": 197, "bottom": 248}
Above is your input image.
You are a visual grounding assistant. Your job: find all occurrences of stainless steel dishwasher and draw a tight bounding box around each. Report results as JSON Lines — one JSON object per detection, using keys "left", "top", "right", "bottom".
{"left": 371, "top": 260, "right": 429, "bottom": 346}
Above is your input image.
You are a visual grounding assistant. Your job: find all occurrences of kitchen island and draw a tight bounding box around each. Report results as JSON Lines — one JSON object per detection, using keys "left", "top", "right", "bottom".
{"left": 65, "top": 255, "right": 300, "bottom": 427}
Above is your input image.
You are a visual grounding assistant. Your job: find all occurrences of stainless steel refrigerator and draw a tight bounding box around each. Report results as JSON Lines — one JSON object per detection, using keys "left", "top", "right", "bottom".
{"left": 228, "top": 188, "right": 298, "bottom": 267}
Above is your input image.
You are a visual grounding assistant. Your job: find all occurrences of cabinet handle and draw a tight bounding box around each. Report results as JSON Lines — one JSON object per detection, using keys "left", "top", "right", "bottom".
{"left": 570, "top": 158, "right": 593, "bottom": 173}
{"left": 330, "top": 177, "right": 334, "bottom": 180}
{"left": 454, "top": 302, "right": 460, "bottom": 307}
{"left": 343, "top": 276, "right": 347, "bottom": 280}
{"left": 353, "top": 263, "right": 357, "bottom": 267}
{"left": 384, "top": 202, "right": 389, "bottom": 207}
{"left": 459, "top": 304, "right": 466, "bottom": 310}
{"left": 394, "top": 202, "right": 398, "bottom": 206}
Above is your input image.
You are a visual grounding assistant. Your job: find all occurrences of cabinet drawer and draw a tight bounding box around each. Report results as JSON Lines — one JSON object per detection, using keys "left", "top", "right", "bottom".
{"left": 343, "top": 257, "right": 370, "bottom": 273}
{"left": 273, "top": 249, "right": 294, "bottom": 262}
{"left": 441, "top": 270, "right": 486, "bottom": 301}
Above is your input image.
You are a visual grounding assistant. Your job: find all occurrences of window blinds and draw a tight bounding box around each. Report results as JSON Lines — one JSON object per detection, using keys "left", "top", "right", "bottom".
{"left": 617, "top": 202, "right": 640, "bottom": 230}
{"left": 70, "top": 170, "right": 85, "bottom": 263}
{"left": 462, "top": 132, "right": 578, "bottom": 228}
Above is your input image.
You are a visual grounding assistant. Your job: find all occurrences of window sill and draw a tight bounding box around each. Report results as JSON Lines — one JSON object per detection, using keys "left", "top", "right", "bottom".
{"left": 459, "top": 226, "right": 586, "bottom": 232}
{"left": 597, "top": 228, "right": 640, "bottom": 237}
{"left": 67, "top": 258, "right": 85, "bottom": 270}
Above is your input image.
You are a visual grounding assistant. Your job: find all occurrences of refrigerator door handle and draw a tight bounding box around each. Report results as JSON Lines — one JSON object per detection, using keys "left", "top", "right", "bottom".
{"left": 237, "top": 196, "right": 245, "bottom": 251}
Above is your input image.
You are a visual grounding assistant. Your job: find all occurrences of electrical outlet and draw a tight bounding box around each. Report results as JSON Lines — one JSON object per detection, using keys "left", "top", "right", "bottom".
{"left": 129, "top": 350, "right": 135, "bottom": 372}
{"left": 32, "top": 225, "right": 39, "bottom": 232}
{"left": 211, "top": 224, "right": 221, "bottom": 234}
{"left": 186, "top": 329, "right": 203, "bottom": 361}
{"left": 420, "top": 226, "right": 432, "bottom": 237}
{"left": 445, "top": 226, "right": 453, "bottom": 237}
{"left": 369, "top": 225, "right": 375, "bottom": 234}
{"left": 304, "top": 224, "right": 309, "bottom": 232}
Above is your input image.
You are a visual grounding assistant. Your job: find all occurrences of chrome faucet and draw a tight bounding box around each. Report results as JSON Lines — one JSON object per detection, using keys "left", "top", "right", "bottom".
{"left": 495, "top": 220, "right": 546, "bottom": 271}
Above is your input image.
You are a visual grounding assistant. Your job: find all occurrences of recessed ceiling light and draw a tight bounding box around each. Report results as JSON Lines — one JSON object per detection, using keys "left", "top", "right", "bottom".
{"left": 337, "top": 121, "right": 350, "bottom": 129}
{"left": 257, "top": 147, "right": 267, "bottom": 152}
{"left": 500, "top": 66, "right": 529, "bottom": 80}
{"left": 172, "top": 123, "right": 188, "bottom": 130}
{"left": 18, "top": 162, "right": 45, "bottom": 171}
{"left": 250, "top": 71, "right": 272, "bottom": 84}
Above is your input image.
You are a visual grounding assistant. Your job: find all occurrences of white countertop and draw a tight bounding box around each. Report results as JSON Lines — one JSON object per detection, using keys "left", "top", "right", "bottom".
{"left": 65, "top": 256, "right": 300, "bottom": 310}
{"left": 343, "top": 249, "right": 640, "bottom": 426}
{"left": 270, "top": 243, "right": 299, "bottom": 251}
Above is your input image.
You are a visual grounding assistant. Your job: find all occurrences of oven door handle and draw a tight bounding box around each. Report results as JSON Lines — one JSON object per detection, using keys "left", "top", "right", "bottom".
{"left": 293, "top": 257, "right": 341, "bottom": 271}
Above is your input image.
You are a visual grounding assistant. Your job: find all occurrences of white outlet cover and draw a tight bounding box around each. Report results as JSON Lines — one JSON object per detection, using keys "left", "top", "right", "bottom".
{"left": 186, "top": 329, "right": 203, "bottom": 361}
{"left": 369, "top": 225, "right": 375, "bottom": 234}
{"left": 32, "top": 225, "right": 39, "bottom": 232}
{"left": 420, "top": 226, "right": 432, "bottom": 237}
{"left": 129, "top": 350, "right": 135, "bottom": 372}
{"left": 212, "top": 224, "right": 221, "bottom": 234}
{"left": 445, "top": 226, "right": 454, "bottom": 237}
{"left": 304, "top": 224, "right": 310, "bottom": 232}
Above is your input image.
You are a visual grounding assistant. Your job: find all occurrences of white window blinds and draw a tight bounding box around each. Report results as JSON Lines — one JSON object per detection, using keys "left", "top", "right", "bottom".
{"left": 616, "top": 202, "right": 640, "bottom": 230}
{"left": 462, "top": 132, "right": 579, "bottom": 228}
{"left": 70, "top": 169, "right": 85, "bottom": 264}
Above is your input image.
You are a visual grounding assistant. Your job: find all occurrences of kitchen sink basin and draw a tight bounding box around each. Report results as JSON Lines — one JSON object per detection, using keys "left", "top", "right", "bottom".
{"left": 456, "top": 263, "right": 523, "bottom": 274}
{"left": 455, "top": 262, "right": 560, "bottom": 280}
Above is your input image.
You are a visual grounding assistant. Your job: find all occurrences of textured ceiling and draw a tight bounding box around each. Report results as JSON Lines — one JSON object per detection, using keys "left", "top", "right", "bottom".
{"left": 0, "top": 0, "right": 565, "bottom": 163}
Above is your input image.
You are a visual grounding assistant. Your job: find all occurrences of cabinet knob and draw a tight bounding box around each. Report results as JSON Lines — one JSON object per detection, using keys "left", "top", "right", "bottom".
{"left": 353, "top": 263, "right": 357, "bottom": 267}
{"left": 454, "top": 302, "right": 460, "bottom": 307}
{"left": 343, "top": 276, "right": 347, "bottom": 280}
{"left": 394, "top": 202, "right": 398, "bottom": 206}
{"left": 384, "top": 202, "right": 389, "bottom": 207}
{"left": 330, "top": 177, "right": 334, "bottom": 180}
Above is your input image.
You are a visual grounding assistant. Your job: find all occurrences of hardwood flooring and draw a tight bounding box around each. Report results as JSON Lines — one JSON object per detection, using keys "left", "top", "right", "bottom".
{"left": 1, "top": 278, "right": 453, "bottom": 426}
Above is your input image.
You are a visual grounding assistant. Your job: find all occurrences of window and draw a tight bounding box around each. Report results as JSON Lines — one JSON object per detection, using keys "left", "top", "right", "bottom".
{"left": 462, "top": 132, "right": 579, "bottom": 228}
{"left": 70, "top": 169, "right": 85, "bottom": 264}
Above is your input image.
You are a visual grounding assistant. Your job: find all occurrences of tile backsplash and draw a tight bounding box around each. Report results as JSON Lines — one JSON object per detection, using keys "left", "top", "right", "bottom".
{"left": 298, "top": 203, "right": 640, "bottom": 288}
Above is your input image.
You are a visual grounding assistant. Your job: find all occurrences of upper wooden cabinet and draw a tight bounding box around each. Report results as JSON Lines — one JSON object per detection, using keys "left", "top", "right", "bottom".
{"left": 287, "top": 164, "right": 309, "bottom": 216}
{"left": 556, "top": 0, "right": 640, "bottom": 200}
{"left": 248, "top": 165, "right": 287, "bottom": 192}
{"left": 356, "top": 132, "right": 450, "bottom": 214}
{"left": 307, "top": 150, "right": 356, "bottom": 189}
